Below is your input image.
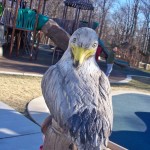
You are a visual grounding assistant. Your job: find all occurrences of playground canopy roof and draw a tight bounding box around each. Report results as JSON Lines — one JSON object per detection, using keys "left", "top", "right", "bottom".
{"left": 64, "top": 0, "right": 94, "bottom": 10}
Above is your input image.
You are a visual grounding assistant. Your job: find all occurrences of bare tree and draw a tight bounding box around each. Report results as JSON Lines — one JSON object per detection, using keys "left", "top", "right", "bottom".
{"left": 130, "top": 0, "right": 140, "bottom": 40}
{"left": 140, "top": 0, "right": 150, "bottom": 55}
{"left": 93, "top": 0, "right": 115, "bottom": 38}
{"left": 109, "top": 0, "right": 143, "bottom": 66}
{"left": 44, "top": 0, "right": 64, "bottom": 18}
{"left": 31, "top": 0, "right": 150, "bottom": 66}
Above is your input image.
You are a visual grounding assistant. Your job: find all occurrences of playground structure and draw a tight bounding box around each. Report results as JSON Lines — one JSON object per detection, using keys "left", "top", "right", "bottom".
{"left": 61, "top": 0, "right": 94, "bottom": 34}
{"left": 0, "top": 0, "right": 50, "bottom": 59}
{"left": 0, "top": 0, "right": 98, "bottom": 60}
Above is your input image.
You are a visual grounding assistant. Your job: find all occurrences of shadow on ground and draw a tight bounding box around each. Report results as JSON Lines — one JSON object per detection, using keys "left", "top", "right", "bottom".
{"left": 1, "top": 44, "right": 56, "bottom": 74}
{"left": 111, "top": 112, "right": 150, "bottom": 150}
{"left": 110, "top": 93, "right": 150, "bottom": 150}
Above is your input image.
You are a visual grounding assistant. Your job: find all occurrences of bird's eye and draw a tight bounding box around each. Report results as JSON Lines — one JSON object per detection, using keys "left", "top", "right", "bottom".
{"left": 72, "top": 38, "right": 76, "bottom": 43}
{"left": 92, "top": 43, "right": 97, "bottom": 48}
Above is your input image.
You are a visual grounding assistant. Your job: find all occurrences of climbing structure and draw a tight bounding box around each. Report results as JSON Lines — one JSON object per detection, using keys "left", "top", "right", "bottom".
{"left": 60, "top": 0, "right": 95, "bottom": 34}
{"left": 0, "top": 0, "right": 48, "bottom": 59}
{"left": 1, "top": 0, "right": 100, "bottom": 60}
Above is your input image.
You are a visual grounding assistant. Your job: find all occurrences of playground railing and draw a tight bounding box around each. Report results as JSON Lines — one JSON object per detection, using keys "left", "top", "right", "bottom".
{"left": 1, "top": 7, "right": 49, "bottom": 31}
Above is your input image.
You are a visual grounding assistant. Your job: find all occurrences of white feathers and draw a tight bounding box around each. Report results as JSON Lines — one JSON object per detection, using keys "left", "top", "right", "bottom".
{"left": 69, "top": 27, "right": 98, "bottom": 50}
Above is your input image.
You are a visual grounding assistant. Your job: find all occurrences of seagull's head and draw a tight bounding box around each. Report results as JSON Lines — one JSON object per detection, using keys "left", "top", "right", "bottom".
{"left": 69, "top": 27, "right": 98, "bottom": 68}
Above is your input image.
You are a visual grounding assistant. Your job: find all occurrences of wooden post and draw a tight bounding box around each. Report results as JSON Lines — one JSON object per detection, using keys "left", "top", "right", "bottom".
{"left": 16, "top": 30, "right": 21, "bottom": 56}
{"left": 0, "top": 25, "right": 5, "bottom": 57}
{"left": 88, "top": 10, "right": 93, "bottom": 27}
{"left": 30, "top": 0, "right": 33, "bottom": 9}
{"left": 2, "top": 0, "right": 6, "bottom": 7}
{"left": 62, "top": 5, "right": 68, "bottom": 19}
{"left": 73, "top": 7, "right": 80, "bottom": 32}
{"left": 11, "top": 0, "right": 14, "bottom": 8}
{"left": 62, "top": 5, "right": 68, "bottom": 31}
{"left": 72, "top": 7, "right": 79, "bottom": 33}
{"left": 62, "top": 6, "right": 66, "bottom": 19}
{"left": 9, "top": 0, "right": 21, "bottom": 56}
{"left": 42, "top": 0, "right": 46, "bottom": 15}
{"left": 76, "top": 8, "right": 80, "bottom": 30}
{"left": 30, "top": 0, "right": 42, "bottom": 60}
{"left": 34, "top": 31, "right": 41, "bottom": 60}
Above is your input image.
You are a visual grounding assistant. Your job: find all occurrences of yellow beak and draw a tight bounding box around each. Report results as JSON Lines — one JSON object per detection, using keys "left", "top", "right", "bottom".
{"left": 71, "top": 45, "right": 95, "bottom": 67}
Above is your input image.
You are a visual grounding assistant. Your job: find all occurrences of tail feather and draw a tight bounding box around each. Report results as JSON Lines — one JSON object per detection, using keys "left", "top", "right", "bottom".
{"left": 67, "top": 108, "right": 110, "bottom": 149}
{"left": 68, "top": 112, "right": 82, "bottom": 138}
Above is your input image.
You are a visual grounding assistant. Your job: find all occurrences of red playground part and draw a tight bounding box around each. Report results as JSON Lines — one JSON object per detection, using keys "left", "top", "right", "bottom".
{"left": 95, "top": 45, "right": 103, "bottom": 61}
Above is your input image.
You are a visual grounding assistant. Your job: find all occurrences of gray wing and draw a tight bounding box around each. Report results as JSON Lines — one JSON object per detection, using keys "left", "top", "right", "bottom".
{"left": 42, "top": 64, "right": 80, "bottom": 125}
{"left": 42, "top": 65, "right": 113, "bottom": 149}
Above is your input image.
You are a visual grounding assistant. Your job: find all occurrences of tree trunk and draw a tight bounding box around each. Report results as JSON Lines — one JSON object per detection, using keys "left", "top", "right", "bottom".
{"left": 99, "top": 0, "right": 107, "bottom": 39}
{"left": 130, "top": 0, "right": 139, "bottom": 39}
{"left": 42, "top": 116, "right": 77, "bottom": 150}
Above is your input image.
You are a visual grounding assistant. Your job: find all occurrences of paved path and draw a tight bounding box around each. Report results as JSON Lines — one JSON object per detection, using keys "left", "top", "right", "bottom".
{"left": 0, "top": 44, "right": 128, "bottom": 82}
{"left": 0, "top": 46, "right": 52, "bottom": 75}
{"left": 27, "top": 92, "right": 150, "bottom": 150}
{"left": 0, "top": 102, "right": 42, "bottom": 150}
{"left": 97, "top": 60, "right": 150, "bottom": 78}
{"left": 1, "top": 47, "right": 150, "bottom": 84}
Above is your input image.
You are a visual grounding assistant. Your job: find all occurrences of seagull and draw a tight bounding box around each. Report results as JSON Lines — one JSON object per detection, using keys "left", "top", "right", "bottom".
{"left": 42, "top": 27, "right": 113, "bottom": 150}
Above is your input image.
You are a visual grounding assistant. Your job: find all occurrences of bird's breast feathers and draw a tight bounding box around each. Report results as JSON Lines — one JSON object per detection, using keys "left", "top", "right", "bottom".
{"left": 42, "top": 58, "right": 112, "bottom": 124}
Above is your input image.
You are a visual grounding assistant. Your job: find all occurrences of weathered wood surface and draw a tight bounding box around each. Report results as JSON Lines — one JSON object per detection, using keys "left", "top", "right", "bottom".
{"left": 42, "top": 116, "right": 77, "bottom": 150}
{"left": 42, "top": 116, "right": 127, "bottom": 150}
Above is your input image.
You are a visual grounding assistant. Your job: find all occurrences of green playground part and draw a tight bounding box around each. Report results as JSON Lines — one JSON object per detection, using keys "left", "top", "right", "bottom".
{"left": 16, "top": 8, "right": 49, "bottom": 31}
{"left": 79, "top": 20, "right": 99, "bottom": 30}
{"left": 0, "top": 3, "right": 4, "bottom": 17}
{"left": 16, "top": 8, "right": 36, "bottom": 30}
{"left": 80, "top": 20, "right": 88, "bottom": 24}
{"left": 37, "top": 14, "right": 49, "bottom": 30}
{"left": 92, "top": 21, "right": 99, "bottom": 30}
